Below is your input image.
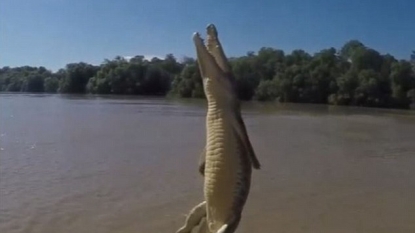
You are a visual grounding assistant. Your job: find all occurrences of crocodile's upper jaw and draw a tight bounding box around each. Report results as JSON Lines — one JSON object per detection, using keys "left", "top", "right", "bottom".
{"left": 192, "top": 25, "right": 238, "bottom": 107}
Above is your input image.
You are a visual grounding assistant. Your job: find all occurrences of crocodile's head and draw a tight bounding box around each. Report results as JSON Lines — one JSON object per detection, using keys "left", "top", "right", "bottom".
{"left": 193, "top": 24, "right": 238, "bottom": 107}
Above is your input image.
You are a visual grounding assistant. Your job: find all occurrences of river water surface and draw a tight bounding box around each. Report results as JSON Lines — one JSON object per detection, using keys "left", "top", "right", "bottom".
{"left": 1, "top": 94, "right": 415, "bottom": 233}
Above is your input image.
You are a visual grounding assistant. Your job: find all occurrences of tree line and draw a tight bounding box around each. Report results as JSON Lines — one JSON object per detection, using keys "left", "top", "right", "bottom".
{"left": 1, "top": 40, "right": 414, "bottom": 109}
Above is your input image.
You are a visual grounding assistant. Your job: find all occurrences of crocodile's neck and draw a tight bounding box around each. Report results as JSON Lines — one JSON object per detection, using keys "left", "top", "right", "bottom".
{"left": 205, "top": 89, "right": 239, "bottom": 118}
{"left": 206, "top": 101, "right": 238, "bottom": 122}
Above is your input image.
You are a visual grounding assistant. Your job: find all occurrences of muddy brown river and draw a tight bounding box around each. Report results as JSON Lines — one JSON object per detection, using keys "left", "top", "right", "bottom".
{"left": 1, "top": 94, "right": 415, "bottom": 233}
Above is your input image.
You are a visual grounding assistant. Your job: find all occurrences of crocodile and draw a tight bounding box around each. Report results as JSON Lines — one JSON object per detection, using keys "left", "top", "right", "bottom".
{"left": 176, "top": 24, "right": 261, "bottom": 233}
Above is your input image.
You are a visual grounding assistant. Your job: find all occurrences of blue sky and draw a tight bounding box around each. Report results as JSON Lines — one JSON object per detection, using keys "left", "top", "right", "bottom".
{"left": 1, "top": 0, "right": 414, "bottom": 71}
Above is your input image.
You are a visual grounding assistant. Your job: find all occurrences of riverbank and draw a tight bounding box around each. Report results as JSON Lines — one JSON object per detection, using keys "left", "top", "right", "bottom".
{"left": 2, "top": 42, "right": 415, "bottom": 111}
{"left": 2, "top": 92, "right": 415, "bottom": 112}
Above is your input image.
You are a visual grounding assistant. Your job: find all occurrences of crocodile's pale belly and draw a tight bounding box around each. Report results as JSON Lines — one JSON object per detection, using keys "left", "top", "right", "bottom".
{"left": 204, "top": 113, "right": 252, "bottom": 230}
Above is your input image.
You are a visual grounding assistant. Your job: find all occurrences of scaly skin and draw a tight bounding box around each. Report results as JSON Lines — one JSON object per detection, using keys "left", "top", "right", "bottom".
{"left": 176, "top": 24, "right": 260, "bottom": 233}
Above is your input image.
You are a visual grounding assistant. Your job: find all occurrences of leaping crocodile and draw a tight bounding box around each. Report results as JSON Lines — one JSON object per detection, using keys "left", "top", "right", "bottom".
{"left": 176, "top": 24, "right": 261, "bottom": 233}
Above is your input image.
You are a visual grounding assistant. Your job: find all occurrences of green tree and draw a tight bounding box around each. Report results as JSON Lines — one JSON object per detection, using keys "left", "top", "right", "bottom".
{"left": 254, "top": 80, "right": 279, "bottom": 101}
{"left": 350, "top": 47, "right": 384, "bottom": 72}
{"left": 44, "top": 77, "right": 59, "bottom": 93}
{"left": 141, "top": 66, "right": 171, "bottom": 95}
{"left": 160, "top": 54, "right": 183, "bottom": 75}
{"left": 255, "top": 47, "right": 285, "bottom": 80}
{"left": 1, "top": 41, "right": 414, "bottom": 110}
{"left": 230, "top": 55, "right": 260, "bottom": 100}
{"left": 354, "top": 69, "right": 388, "bottom": 107}
{"left": 21, "top": 74, "right": 44, "bottom": 92}
{"left": 170, "top": 63, "right": 204, "bottom": 98}
{"left": 331, "top": 70, "right": 359, "bottom": 105}
{"left": 390, "top": 60, "right": 415, "bottom": 108}
{"left": 59, "top": 62, "right": 99, "bottom": 93}
{"left": 340, "top": 40, "right": 365, "bottom": 60}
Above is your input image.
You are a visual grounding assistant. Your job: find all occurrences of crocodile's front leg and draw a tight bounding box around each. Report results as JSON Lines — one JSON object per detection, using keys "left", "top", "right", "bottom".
{"left": 215, "top": 214, "right": 241, "bottom": 233}
{"left": 176, "top": 201, "right": 207, "bottom": 233}
{"left": 198, "top": 147, "right": 206, "bottom": 176}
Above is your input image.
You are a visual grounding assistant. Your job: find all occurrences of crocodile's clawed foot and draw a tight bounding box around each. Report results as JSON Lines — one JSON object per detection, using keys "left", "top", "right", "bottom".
{"left": 214, "top": 214, "right": 241, "bottom": 233}
{"left": 176, "top": 201, "right": 207, "bottom": 233}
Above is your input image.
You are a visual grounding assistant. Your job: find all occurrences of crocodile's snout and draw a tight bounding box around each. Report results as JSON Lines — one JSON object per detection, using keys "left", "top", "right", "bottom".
{"left": 206, "top": 24, "right": 218, "bottom": 38}
{"left": 193, "top": 23, "right": 218, "bottom": 43}
{"left": 192, "top": 32, "right": 203, "bottom": 45}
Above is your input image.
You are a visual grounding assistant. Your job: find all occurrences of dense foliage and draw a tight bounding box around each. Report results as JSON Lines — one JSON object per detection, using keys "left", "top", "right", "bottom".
{"left": 1, "top": 41, "right": 414, "bottom": 109}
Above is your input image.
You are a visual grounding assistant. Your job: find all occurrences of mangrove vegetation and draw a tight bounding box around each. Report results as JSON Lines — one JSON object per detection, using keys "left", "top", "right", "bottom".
{"left": 1, "top": 40, "right": 414, "bottom": 109}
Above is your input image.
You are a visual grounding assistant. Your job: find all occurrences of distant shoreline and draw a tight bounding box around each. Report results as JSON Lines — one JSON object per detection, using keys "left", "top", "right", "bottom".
{"left": 2, "top": 42, "right": 414, "bottom": 110}
{"left": 2, "top": 92, "right": 414, "bottom": 111}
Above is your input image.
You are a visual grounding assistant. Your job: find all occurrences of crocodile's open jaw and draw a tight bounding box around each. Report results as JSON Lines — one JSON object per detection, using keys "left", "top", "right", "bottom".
{"left": 192, "top": 24, "right": 236, "bottom": 104}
